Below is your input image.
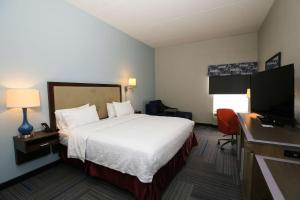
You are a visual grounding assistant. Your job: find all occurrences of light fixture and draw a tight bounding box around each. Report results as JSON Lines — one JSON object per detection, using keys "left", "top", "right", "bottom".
{"left": 246, "top": 88, "right": 251, "bottom": 98}
{"left": 246, "top": 88, "right": 251, "bottom": 113}
{"left": 125, "top": 78, "right": 136, "bottom": 92}
{"left": 6, "top": 89, "right": 40, "bottom": 136}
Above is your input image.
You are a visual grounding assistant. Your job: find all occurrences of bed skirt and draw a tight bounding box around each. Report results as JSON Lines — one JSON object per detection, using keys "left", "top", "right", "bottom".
{"left": 59, "top": 133, "right": 197, "bottom": 200}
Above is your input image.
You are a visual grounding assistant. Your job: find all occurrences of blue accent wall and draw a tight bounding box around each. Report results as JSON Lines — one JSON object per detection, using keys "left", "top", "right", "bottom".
{"left": 0, "top": 0, "right": 154, "bottom": 183}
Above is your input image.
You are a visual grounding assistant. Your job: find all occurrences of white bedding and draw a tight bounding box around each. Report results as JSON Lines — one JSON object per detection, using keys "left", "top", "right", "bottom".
{"left": 59, "top": 131, "right": 69, "bottom": 146}
{"left": 65, "top": 114, "right": 194, "bottom": 183}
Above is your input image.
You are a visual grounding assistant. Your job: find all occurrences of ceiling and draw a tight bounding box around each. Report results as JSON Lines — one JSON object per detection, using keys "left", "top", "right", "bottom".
{"left": 67, "top": 0, "right": 274, "bottom": 48}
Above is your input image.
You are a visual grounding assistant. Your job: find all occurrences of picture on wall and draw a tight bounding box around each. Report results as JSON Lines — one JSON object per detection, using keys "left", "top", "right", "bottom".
{"left": 265, "top": 52, "right": 281, "bottom": 70}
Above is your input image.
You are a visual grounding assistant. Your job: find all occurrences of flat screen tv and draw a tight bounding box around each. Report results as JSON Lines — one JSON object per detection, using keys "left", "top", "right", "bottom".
{"left": 251, "top": 64, "right": 294, "bottom": 124}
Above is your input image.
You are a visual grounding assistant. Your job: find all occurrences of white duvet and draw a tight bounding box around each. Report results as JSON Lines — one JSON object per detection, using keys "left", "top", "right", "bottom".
{"left": 66, "top": 114, "right": 194, "bottom": 183}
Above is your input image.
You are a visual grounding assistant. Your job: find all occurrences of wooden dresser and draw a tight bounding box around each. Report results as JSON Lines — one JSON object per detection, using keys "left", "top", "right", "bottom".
{"left": 237, "top": 113, "right": 300, "bottom": 200}
{"left": 252, "top": 155, "right": 300, "bottom": 200}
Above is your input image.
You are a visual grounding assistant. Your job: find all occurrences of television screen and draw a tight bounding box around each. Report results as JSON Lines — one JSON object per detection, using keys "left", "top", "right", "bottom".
{"left": 251, "top": 64, "right": 294, "bottom": 120}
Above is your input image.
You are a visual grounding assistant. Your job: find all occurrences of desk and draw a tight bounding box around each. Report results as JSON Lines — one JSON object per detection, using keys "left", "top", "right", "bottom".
{"left": 252, "top": 155, "right": 300, "bottom": 200}
{"left": 237, "top": 113, "right": 300, "bottom": 200}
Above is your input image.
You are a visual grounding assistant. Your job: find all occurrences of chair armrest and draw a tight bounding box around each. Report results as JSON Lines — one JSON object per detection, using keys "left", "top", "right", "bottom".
{"left": 164, "top": 105, "right": 177, "bottom": 109}
{"left": 164, "top": 108, "right": 178, "bottom": 113}
{"left": 160, "top": 102, "right": 174, "bottom": 109}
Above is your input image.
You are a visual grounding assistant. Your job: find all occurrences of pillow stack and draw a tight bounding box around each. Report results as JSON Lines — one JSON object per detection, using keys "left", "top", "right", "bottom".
{"left": 55, "top": 104, "right": 99, "bottom": 130}
{"left": 55, "top": 101, "right": 135, "bottom": 130}
{"left": 107, "top": 101, "right": 134, "bottom": 118}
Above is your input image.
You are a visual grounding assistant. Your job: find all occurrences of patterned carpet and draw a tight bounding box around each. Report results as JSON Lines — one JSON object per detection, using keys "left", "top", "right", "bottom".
{"left": 0, "top": 125, "right": 241, "bottom": 200}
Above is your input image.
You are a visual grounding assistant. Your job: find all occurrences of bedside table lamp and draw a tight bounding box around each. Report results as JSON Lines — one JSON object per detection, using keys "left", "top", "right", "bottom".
{"left": 6, "top": 89, "right": 40, "bottom": 136}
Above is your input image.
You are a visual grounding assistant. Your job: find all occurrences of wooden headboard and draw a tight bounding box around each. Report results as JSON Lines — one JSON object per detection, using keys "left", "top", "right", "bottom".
{"left": 47, "top": 82, "right": 122, "bottom": 130}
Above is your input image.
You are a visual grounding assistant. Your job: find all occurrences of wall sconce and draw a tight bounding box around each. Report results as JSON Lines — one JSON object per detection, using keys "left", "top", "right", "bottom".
{"left": 6, "top": 89, "right": 40, "bottom": 137}
{"left": 247, "top": 88, "right": 251, "bottom": 113}
{"left": 125, "top": 78, "right": 136, "bottom": 92}
{"left": 246, "top": 88, "right": 251, "bottom": 98}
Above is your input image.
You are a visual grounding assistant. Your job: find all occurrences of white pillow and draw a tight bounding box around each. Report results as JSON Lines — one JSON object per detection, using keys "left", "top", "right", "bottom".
{"left": 61, "top": 105, "right": 99, "bottom": 129}
{"left": 113, "top": 101, "right": 134, "bottom": 117}
{"left": 55, "top": 104, "right": 89, "bottom": 130}
{"left": 106, "top": 103, "right": 116, "bottom": 118}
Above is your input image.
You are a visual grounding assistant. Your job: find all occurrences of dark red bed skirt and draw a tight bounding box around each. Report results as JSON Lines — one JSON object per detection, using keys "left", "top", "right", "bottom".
{"left": 60, "top": 133, "right": 197, "bottom": 200}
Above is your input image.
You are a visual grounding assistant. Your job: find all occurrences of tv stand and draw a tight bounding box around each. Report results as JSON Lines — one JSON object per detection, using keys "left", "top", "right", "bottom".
{"left": 257, "top": 115, "right": 273, "bottom": 124}
{"left": 237, "top": 113, "right": 300, "bottom": 200}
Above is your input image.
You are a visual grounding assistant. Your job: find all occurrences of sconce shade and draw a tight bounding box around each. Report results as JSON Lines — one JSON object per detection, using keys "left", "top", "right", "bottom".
{"left": 246, "top": 88, "right": 251, "bottom": 98}
{"left": 128, "top": 78, "right": 136, "bottom": 87}
{"left": 6, "top": 89, "right": 40, "bottom": 108}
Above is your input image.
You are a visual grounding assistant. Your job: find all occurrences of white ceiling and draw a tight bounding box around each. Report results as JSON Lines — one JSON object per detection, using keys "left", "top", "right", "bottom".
{"left": 67, "top": 0, "right": 274, "bottom": 48}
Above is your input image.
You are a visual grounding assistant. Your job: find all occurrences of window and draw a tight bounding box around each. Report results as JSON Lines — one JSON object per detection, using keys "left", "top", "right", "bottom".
{"left": 213, "top": 94, "right": 249, "bottom": 114}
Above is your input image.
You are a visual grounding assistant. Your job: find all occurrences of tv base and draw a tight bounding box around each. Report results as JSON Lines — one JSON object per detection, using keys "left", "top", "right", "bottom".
{"left": 257, "top": 115, "right": 293, "bottom": 127}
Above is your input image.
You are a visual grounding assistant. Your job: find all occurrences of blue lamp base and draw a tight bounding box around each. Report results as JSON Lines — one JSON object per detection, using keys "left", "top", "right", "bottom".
{"left": 18, "top": 108, "right": 33, "bottom": 136}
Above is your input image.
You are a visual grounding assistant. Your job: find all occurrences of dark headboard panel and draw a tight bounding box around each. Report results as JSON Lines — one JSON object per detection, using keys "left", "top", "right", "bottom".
{"left": 47, "top": 82, "right": 122, "bottom": 130}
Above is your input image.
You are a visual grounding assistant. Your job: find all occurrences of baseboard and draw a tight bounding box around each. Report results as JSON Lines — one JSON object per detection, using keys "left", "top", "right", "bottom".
{"left": 195, "top": 122, "right": 217, "bottom": 128}
{"left": 0, "top": 160, "right": 61, "bottom": 190}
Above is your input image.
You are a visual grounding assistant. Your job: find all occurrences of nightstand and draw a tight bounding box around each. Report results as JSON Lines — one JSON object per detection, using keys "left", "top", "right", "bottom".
{"left": 13, "top": 131, "right": 59, "bottom": 165}
{"left": 135, "top": 110, "right": 142, "bottom": 114}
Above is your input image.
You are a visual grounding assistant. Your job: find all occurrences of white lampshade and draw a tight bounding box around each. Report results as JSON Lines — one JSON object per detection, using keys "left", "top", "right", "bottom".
{"left": 246, "top": 88, "right": 251, "bottom": 98}
{"left": 6, "top": 89, "right": 40, "bottom": 108}
{"left": 128, "top": 78, "right": 136, "bottom": 87}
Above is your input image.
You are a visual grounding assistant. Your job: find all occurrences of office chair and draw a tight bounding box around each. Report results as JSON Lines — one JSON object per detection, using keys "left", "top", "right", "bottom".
{"left": 216, "top": 108, "right": 239, "bottom": 150}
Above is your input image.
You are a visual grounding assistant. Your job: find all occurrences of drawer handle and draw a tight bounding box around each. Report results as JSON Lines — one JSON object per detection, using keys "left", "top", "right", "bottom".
{"left": 40, "top": 143, "right": 49, "bottom": 147}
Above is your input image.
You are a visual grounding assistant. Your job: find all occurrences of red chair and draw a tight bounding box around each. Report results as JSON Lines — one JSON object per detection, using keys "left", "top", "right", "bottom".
{"left": 216, "top": 109, "right": 239, "bottom": 150}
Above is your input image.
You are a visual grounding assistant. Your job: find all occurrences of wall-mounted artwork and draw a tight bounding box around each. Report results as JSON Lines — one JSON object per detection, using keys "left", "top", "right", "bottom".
{"left": 265, "top": 52, "right": 281, "bottom": 70}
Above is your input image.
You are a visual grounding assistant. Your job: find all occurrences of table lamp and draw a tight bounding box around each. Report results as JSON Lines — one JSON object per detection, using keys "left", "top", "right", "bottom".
{"left": 6, "top": 89, "right": 40, "bottom": 136}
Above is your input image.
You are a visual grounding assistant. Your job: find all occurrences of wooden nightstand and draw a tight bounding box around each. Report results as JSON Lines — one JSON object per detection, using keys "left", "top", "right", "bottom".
{"left": 13, "top": 131, "right": 59, "bottom": 165}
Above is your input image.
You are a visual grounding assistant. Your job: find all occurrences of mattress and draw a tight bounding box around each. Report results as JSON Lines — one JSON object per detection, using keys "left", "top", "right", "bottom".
{"left": 64, "top": 114, "right": 194, "bottom": 183}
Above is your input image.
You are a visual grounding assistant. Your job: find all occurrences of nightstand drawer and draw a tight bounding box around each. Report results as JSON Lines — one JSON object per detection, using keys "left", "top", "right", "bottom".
{"left": 13, "top": 131, "right": 59, "bottom": 164}
{"left": 14, "top": 135, "right": 58, "bottom": 153}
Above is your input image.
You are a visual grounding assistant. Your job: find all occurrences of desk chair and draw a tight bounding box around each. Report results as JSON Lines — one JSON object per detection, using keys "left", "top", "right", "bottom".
{"left": 216, "top": 109, "right": 239, "bottom": 150}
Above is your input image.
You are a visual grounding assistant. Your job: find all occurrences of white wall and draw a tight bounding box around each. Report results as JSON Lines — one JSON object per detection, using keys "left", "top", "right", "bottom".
{"left": 0, "top": 0, "right": 154, "bottom": 184}
{"left": 258, "top": 0, "right": 300, "bottom": 122}
{"left": 155, "top": 33, "right": 257, "bottom": 124}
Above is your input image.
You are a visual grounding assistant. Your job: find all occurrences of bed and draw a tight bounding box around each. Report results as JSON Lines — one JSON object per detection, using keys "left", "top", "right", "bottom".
{"left": 47, "top": 82, "right": 197, "bottom": 200}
